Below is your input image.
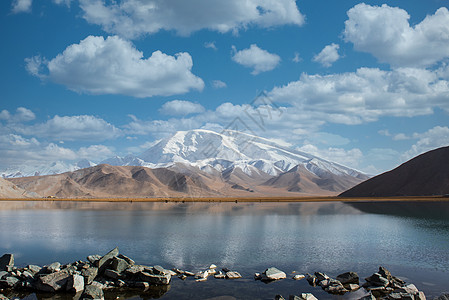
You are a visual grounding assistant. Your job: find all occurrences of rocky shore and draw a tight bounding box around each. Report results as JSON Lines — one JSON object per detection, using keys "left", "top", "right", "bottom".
{"left": 0, "top": 248, "right": 446, "bottom": 300}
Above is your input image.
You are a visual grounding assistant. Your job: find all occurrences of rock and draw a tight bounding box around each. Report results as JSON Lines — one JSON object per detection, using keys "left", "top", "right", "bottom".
{"left": 396, "top": 284, "right": 419, "bottom": 294}
{"left": 45, "top": 262, "right": 61, "bottom": 273}
{"left": 0, "top": 255, "right": 14, "bottom": 272}
{"left": 153, "top": 265, "right": 170, "bottom": 276}
{"left": 369, "top": 286, "right": 394, "bottom": 298}
{"left": 125, "top": 264, "right": 144, "bottom": 277}
{"left": 0, "top": 294, "right": 8, "bottom": 300}
{"left": 298, "top": 293, "right": 318, "bottom": 300}
{"left": 275, "top": 295, "right": 285, "bottom": 300}
{"left": 289, "top": 296, "right": 300, "bottom": 300}
{"left": 209, "top": 264, "right": 217, "bottom": 269}
{"left": 226, "top": 271, "right": 242, "bottom": 279}
{"left": 96, "top": 247, "right": 119, "bottom": 272}
{"left": 171, "top": 268, "right": 184, "bottom": 275}
{"left": 314, "top": 272, "right": 329, "bottom": 281}
{"left": 336, "top": 271, "right": 359, "bottom": 284}
{"left": 262, "top": 267, "right": 286, "bottom": 281}
{"left": 139, "top": 271, "right": 171, "bottom": 285}
{"left": 104, "top": 269, "right": 121, "bottom": 280}
{"left": 21, "top": 271, "right": 34, "bottom": 280}
{"left": 178, "top": 274, "right": 187, "bottom": 280}
{"left": 292, "top": 274, "right": 305, "bottom": 280}
{"left": 359, "top": 294, "right": 376, "bottom": 300}
{"left": 306, "top": 273, "right": 317, "bottom": 286}
{"left": 81, "top": 284, "right": 104, "bottom": 300}
{"left": 0, "top": 276, "right": 20, "bottom": 288}
{"left": 435, "top": 294, "right": 449, "bottom": 300}
{"left": 87, "top": 255, "right": 101, "bottom": 265}
{"left": 26, "top": 265, "right": 41, "bottom": 275}
{"left": 132, "top": 281, "right": 150, "bottom": 289}
{"left": 416, "top": 291, "right": 426, "bottom": 300}
{"left": 36, "top": 271, "right": 71, "bottom": 292}
{"left": 346, "top": 283, "right": 360, "bottom": 291}
{"left": 378, "top": 266, "right": 392, "bottom": 280}
{"left": 365, "top": 272, "right": 389, "bottom": 287}
{"left": 117, "top": 254, "right": 135, "bottom": 266}
{"left": 110, "top": 257, "right": 130, "bottom": 274}
{"left": 254, "top": 272, "right": 262, "bottom": 280}
{"left": 184, "top": 271, "right": 195, "bottom": 276}
{"left": 0, "top": 271, "right": 7, "bottom": 279}
{"left": 325, "top": 283, "right": 347, "bottom": 295}
{"left": 81, "top": 267, "right": 98, "bottom": 285}
{"left": 66, "top": 274, "right": 84, "bottom": 293}
{"left": 214, "top": 272, "right": 226, "bottom": 279}
{"left": 222, "top": 267, "right": 230, "bottom": 273}
{"left": 195, "top": 270, "right": 209, "bottom": 279}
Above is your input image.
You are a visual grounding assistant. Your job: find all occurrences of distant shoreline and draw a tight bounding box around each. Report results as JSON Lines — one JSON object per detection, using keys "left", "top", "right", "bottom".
{"left": 0, "top": 195, "right": 448, "bottom": 202}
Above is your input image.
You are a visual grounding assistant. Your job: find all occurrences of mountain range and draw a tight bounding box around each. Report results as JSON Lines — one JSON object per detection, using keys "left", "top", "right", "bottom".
{"left": 2, "top": 129, "right": 369, "bottom": 198}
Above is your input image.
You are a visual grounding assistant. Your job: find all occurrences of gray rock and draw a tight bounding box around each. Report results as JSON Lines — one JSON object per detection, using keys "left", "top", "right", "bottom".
{"left": 299, "top": 293, "right": 318, "bottom": 300}
{"left": 416, "top": 291, "right": 426, "bottom": 300}
{"left": 365, "top": 272, "right": 389, "bottom": 287}
{"left": 117, "top": 254, "right": 135, "bottom": 266}
{"left": 21, "top": 271, "right": 34, "bottom": 280}
{"left": 435, "top": 294, "right": 449, "bottom": 300}
{"left": 292, "top": 274, "right": 305, "bottom": 280}
{"left": 132, "top": 281, "right": 150, "bottom": 289}
{"left": 346, "top": 283, "right": 360, "bottom": 291}
{"left": 314, "top": 272, "right": 329, "bottom": 281}
{"left": 359, "top": 294, "right": 376, "bottom": 300}
{"left": 306, "top": 273, "right": 317, "bottom": 286}
{"left": 225, "top": 271, "right": 242, "bottom": 279}
{"left": 336, "top": 271, "right": 359, "bottom": 284}
{"left": 110, "top": 257, "right": 130, "bottom": 274}
{"left": 36, "top": 271, "right": 71, "bottom": 292}
{"left": 0, "top": 276, "right": 20, "bottom": 288}
{"left": 66, "top": 274, "right": 84, "bottom": 293}
{"left": 254, "top": 272, "right": 262, "bottom": 280}
{"left": 104, "top": 269, "right": 121, "bottom": 280}
{"left": 153, "top": 265, "right": 170, "bottom": 276}
{"left": 214, "top": 272, "right": 226, "bottom": 279}
{"left": 396, "top": 284, "right": 419, "bottom": 294}
{"left": 81, "top": 284, "right": 104, "bottom": 300}
{"left": 178, "top": 274, "right": 187, "bottom": 280}
{"left": 45, "top": 262, "right": 61, "bottom": 273}
{"left": 27, "top": 265, "right": 42, "bottom": 275}
{"left": 274, "top": 295, "right": 285, "bottom": 300}
{"left": 184, "top": 271, "right": 195, "bottom": 276}
{"left": 0, "top": 254, "right": 14, "bottom": 272}
{"left": 0, "top": 271, "right": 7, "bottom": 279}
{"left": 87, "top": 255, "right": 101, "bottom": 265}
{"left": 96, "top": 247, "right": 119, "bottom": 272}
{"left": 289, "top": 296, "right": 300, "bottom": 300}
{"left": 81, "top": 267, "right": 98, "bottom": 285}
{"left": 139, "top": 271, "right": 171, "bottom": 285}
{"left": 262, "top": 267, "right": 286, "bottom": 281}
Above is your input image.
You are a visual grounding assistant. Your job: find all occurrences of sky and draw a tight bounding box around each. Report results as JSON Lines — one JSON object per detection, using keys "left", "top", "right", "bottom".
{"left": 1, "top": 0, "right": 449, "bottom": 175}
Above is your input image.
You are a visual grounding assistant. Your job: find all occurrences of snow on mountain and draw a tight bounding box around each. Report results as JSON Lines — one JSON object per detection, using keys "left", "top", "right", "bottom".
{"left": 1, "top": 160, "right": 97, "bottom": 178}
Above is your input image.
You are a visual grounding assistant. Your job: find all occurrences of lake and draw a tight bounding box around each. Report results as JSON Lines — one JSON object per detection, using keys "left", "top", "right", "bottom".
{"left": 0, "top": 200, "right": 448, "bottom": 299}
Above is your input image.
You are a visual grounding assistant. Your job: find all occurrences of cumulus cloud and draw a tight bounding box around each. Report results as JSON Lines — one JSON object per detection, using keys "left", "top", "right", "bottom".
{"left": 0, "top": 107, "right": 35, "bottom": 123}
{"left": 344, "top": 4, "right": 449, "bottom": 67}
{"left": 79, "top": 0, "right": 304, "bottom": 39}
{"left": 292, "top": 52, "right": 302, "bottom": 63}
{"left": 212, "top": 80, "right": 227, "bottom": 89}
{"left": 313, "top": 43, "right": 340, "bottom": 67}
{"left": 232, "top": 44, "right": 281, "bottom": 75}
{"left": 20, "top": 115, "right": 122, "bottom": 141}
{"left": 159, "top": 100, "right": 205, "bottom": 116}
{"left": 26, "top": 35, "right": 204, "bottom": 98}
{"left": 11, "top": 0, "right": 32, "bottom": 14}
{"left": 297, "top": 144, "right": 363, "bottom": 169}
{"left": 268, "top": 67, "right": 449, "bottom": 124}
{"left": 403, "top": 126, "right": 449, "bottom": 160}
{"left": 52, "top": 0, "right": 71, "bottom": 7}
{"left": 77, "top": 145, "right": 114, "bottom": 160}
{"left": 204, "top": 42, "right": 217, "bottom": 50}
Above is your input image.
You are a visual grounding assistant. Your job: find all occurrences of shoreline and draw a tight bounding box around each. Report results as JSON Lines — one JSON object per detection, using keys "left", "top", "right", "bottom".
{"left": 0, "top": 195, "right": 448, "bottom": 203}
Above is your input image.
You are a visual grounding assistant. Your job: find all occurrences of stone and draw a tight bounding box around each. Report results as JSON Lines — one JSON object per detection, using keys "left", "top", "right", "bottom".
{"left": 184, "top": 271, "right": 195, "bottom": 276}
{"left": 226, "top": 271, "right": 242, "bottom": 279}
{"left": 81, "top": 284, "right": 104, "bottom": 300}
{"left": 325, "top": 284, "right": 347, "bottom": 295}
{"left": 209, "top": 264, "right": 217, "bottom": 269}
{"left": 81, "top": 267, "right": 98, "bottom": 285}
{"left": 171, "top": 268, "right": 184, "bottom": 275}
{"left": 346, "top": 283, "right": 360, "bottom": 291}
{"left": 66, "top": 274, "right": 84, "bottom": 293}
{"left": 314, "top": 272, "right": 329, "bottom": 282}
{"left": 299, "top": 293, "right": 318, "bottom": 300}
{"left": 378, "top": 266, "right": 392, "bottom": 280}
{"left": 396, "top": 284, "right": 419, "bottom": 294}
{"left": 254, "top": 272, "right": 262, "bottom": 280}
{"left": 27, "top": 265, "right": 41, "bottom": 275}
{"left": 336, "top": 271, "right": 359, "bottom": 285}
{"left": 275, "top": 295, "right": 285, "bottom": 300}
{"left": 110, "top": 257, "right": 130, "bottom": 274}
{"left": 125, "top": 265, "right": 144, "bottom": 276}
{"left": 365, "top": 272, "right": 389, "bottom": 287}
{"left": 0, "top": 271, "right": 7, "bottom": 280}
{"left": 0, "top": 276, "right": 20, "bottom": 288}
{"left": 262, "top": 267, "right": 287, "bottom": 281}
{"left": 214, "top": 273, "right": 226, "bottom": 279}
{"left": 222, "top": 267, "right": 230, "bottom": 273}
{"left": 133, "top": 281, "right": 150, "bottom": 289}
{"left": 153, "top": 265, "right": 171, "bottom": 276}
{"left": 178, "top": 274, "right": 187, "bottom": 280}
{"left": 292, "top": 274, "right": 305, "bottom": 280}
{"left": 306, "top": 273, "right": 317, "bottom": 286}
{"left": 96, "top": 247, "right": 119, "bottom": 272}
{"left": 0, "top": 255, "right": 14, "bottom": 272}
{"left": 369, "top": 286, "right": 394, "bottom": 298}
{"left": 36, "top": 271, "right": 71, "bottom": 292}
{"left": 45, "top": 262, "right": 61, "bottom": 273}
{"left": 139, "top": 271, "right": 171, "bottom": 285}
{"left": 289, "top": 296, "right": 300, "bottom": 300}
{"left": 0, "top": 294, "right": 8, "bottom": 300}
{"left": 87, "top": 255, "right": 101, "bottom": 265}
{"left": 117, "top": 254, "right": 135, "bottom": 266}
{"left": 21, "top": 271, "right": 34, "bottom": 280}
{"left": 359, "top": 294, "right": 376, "bottom": 300}
{"left": 435, "top": 294, "right": 449, "bottom": 300}
{"left": 416, "top": 291, "right": 426, "bottom": 300}
{"left": 104, "top": 269, "right": 121, "bottom": 280}
{"left": 195, "top": 270, "right": 209, "bottom": 279}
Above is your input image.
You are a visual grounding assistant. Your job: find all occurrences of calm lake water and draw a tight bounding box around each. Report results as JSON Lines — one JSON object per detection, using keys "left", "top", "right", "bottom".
{"left": 0, "top": 200, "right": 449, "bottom": 299}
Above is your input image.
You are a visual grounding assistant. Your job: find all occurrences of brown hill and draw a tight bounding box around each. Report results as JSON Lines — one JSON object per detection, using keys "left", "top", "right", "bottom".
{"left": 340, "top": 146, "right": 449, "bottom": 197}
{"left": 0, "top": 177, "right": 35, "bottom": 198}
{"left": 263, "top": 164, "right": 366, "bottom": 195}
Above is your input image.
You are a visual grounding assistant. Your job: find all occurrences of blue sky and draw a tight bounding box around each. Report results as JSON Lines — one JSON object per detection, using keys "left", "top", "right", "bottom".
{"left": 1, "top": 0, "right": 449, "bottom": 175}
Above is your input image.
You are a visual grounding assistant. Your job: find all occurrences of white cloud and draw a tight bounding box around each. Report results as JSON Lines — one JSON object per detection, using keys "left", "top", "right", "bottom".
{"left": 52, "top": 0, "right": 71, "bottom": 7}
{"left": 20, "top": 115, "right": 121, "bottom": 141}
{"left": 26, "top": 35, "right": 204, "bottom": 98}
{"left": 297, "top": 144, "right": 363, "bottom": 169}
{"left": 403, "top": 126, "right": 449, "bottom": 160}
{"left": 212, "top": 80, "right": 227, "bottom": 89}
{"left": 268, "top": 67, "right": 449, "bottom": 124}
{"left": 77, "top": 145, "right": 114, "bottom": 160}
{"left": 392, "top": 133, "right": 409, "bottom": 141}
{"left": 232, "top": 44, "right": 281, "bottom": 75}
{"left": 159, "top": 100, "right": 205, "bottom": 116}
{"left": 11, "top": 0, "right": 32, "bottom": 14}
{"left": 0, "top": 107, "right": 35, "bottom": 123}
{"left": 79, "top": 0, "right": 304, "bottom": 39}
{"left": 344, "top": 4, "right": 449, "bottom": 67}
{"left": 313, "top": 43, "right": 340, "bottom": 67}
{"left": 292, "top": 52, "right": 302, "bottom": 63}
{"left": 204, "top": 42, "right": 217, "bottom": 50}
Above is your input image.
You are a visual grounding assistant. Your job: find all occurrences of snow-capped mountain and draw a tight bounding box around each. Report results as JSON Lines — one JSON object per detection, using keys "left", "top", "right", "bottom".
{"left": 105, "top": 129, "right": 367, "bottom": 179}
{"left": 1, "top": 159, "right": 96, "bottom": 178}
